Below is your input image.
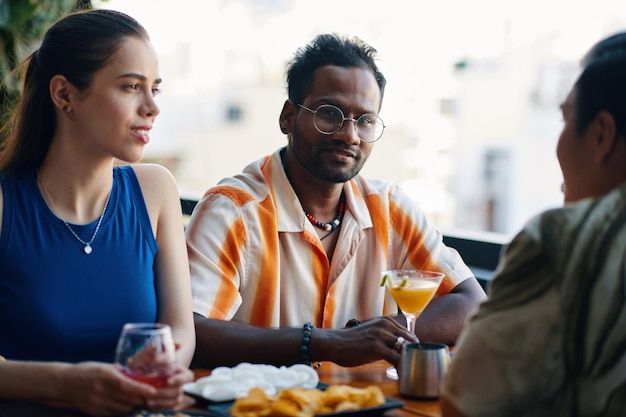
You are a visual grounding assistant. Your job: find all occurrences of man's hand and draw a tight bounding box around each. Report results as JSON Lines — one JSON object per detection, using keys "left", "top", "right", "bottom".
{"left": 317, "top": 316, "right": 418, "bottom": 368}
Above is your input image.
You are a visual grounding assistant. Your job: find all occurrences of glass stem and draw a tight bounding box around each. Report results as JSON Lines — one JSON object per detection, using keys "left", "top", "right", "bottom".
{"left": 405, "top": 313, "right": 417, "bottom": 334}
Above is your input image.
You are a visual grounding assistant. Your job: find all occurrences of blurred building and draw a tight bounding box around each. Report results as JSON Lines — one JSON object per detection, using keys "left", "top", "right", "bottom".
{"left": 451, "top": 36, "right": 578, "bottom": 234}
{"left": 100, "top": 0, "right": 626, "bottom": 236}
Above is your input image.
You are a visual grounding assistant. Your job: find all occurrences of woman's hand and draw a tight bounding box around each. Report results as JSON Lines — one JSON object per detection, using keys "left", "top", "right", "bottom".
{"left": 59, "top": 362, "right": 156, "bottom": 416}
{"left": 144, "top": 364, "right": 195, "bottom": 411}
{"left": 59, "top": 361, "right": 192, "bottom": 416}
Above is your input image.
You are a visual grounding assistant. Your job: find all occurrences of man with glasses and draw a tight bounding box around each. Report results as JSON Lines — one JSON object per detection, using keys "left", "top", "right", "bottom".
{"left": 187, "top": 34, "right": 486, "bottom": 368}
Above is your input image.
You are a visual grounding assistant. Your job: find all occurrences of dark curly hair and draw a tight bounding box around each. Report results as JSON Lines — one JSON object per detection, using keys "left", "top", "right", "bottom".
{"left": 286, "top": 33, "right": 386, "bottom": 109}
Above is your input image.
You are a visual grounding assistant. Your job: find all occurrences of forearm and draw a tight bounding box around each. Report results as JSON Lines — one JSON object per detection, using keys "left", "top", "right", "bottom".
{"left": 413, "top": 294, "right": 472, "bottom": 345}
{"left": 192, "top": 314, "right": 416, "bottom": 369}
{"left": 192, "top": 314, "right": 305, "bottom": 368}
{"left": 171, "top": 326, "right": 196, "bottom": 367}
{"left": 413, "top": 278, "right": 486, "bottom": 345}
{"left": 0, "top": 360, "right": 69, "bottom": 401}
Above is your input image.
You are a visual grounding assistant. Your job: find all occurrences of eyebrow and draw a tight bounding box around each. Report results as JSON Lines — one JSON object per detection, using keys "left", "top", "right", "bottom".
{"left": 316, "top": 99, "right": 378, "bottom": 116}
{"left": 117, "top": 73, "right": 162, "bottom": 84}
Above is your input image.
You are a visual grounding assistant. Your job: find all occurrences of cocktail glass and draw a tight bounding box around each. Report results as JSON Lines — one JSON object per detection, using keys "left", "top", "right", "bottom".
{"left": 115, "top": 322, "right": 177, "bottom": 388}
{"left": 381, "top": 270, "right": 444, "bottom": 380}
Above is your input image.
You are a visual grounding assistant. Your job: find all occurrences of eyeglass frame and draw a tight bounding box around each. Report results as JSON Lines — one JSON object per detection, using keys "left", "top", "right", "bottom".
{"left": 297, "top": 103, "right": 385, "bottom": 143}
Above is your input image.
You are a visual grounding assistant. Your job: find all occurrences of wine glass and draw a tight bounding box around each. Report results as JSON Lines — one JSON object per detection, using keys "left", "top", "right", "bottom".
{"left": 115, "top": 322, "right": 177, "bottom": 388}
{"left": 381, "top": 270, "right": 444, "bottom": 380}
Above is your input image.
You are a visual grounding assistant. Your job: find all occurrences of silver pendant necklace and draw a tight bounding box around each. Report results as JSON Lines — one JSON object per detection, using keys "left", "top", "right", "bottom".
{"left": 37, "top": 172, "right": 112, "bottom": 255}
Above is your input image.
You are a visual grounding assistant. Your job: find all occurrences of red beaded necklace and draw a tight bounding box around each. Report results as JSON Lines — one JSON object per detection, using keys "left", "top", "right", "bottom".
{"left": 304, "top": 193, "right": 346, "bottom": 232}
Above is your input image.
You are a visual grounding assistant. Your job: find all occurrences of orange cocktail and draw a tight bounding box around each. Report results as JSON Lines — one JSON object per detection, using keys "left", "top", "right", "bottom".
{"left": 381, "top": 270, "right": 444, "bottom": 380}
{"left": 388, "top": 280, "right": 439, "bottom": 315}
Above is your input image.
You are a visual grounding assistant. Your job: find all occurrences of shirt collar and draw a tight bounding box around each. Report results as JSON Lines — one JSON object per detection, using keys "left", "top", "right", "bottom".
{"left": 269, "top": 148, "right": 374, "bottom": 233}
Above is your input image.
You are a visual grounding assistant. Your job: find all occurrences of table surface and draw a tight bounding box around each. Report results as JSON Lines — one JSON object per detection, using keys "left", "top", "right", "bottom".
{"left": 8, "top": 360, "right": 441, "bottom": 417}
{"left": 190, "top": 360, "right": 441, "bottom": 417}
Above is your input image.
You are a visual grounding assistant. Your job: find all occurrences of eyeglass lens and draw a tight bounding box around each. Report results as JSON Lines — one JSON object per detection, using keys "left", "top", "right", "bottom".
{"left": 308, "top": 104, "right": 385, "bottom": 142}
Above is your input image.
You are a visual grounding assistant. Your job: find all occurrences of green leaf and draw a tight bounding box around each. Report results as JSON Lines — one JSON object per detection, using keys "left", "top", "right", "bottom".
{"left": 0, "top": 1, "right": 10, "bottom": 28}
{"left": 0, "top": 0, "right": 39, "bottom": 30}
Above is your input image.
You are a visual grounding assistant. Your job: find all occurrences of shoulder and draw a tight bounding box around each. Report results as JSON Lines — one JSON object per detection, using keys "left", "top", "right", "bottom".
{"left": 524, "top": 187, "right": 626, "bottom": 262}
{"left": 485, "top": 191, "right": 625, "bottom": 310}
{"left": 126, "top": 163, "right": 176, "bottom": 184}
{"left": 349, "top": 176, "right": 416, "bottom": 208}
{"left": 349, "top": 176, "right": 394, "bottom": 195}
{"left": 0, "top": 170, "right": 29, "bottom": 220}
{"left": 204, "top": 154, "right": 277, "bottom": 206}
{"left": 123, "top": 164, "right": 177, "bottom": 194}
{"left": 351, "top": 176, "right": 429, "bottom": 221}
{"left": 119, "top": 164, "right": 180, "bottom": 217}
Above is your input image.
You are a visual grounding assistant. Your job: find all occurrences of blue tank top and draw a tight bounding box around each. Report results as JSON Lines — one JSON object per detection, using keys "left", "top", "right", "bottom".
{"left": 0, "top": 166, "right": 158, "bottom": 363}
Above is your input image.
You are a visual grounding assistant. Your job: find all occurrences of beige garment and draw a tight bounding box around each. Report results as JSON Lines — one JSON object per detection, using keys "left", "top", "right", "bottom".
{"left": 442, "top": 181, "right": 626, "bottom": 417}
{"left": 187, "top": 148, "right": 473, "bottom": 329}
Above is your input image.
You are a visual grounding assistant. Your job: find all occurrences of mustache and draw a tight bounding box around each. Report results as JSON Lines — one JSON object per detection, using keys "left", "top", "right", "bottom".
{"left": 319, "top": 143, "right": 360, "bottom": 158}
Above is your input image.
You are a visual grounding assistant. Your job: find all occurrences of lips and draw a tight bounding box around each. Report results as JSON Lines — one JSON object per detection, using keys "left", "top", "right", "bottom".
{"left": 324, "top": 146, "right": 357, "bottom": 159}
{"left": 131, "top": 126, "right": 152, "bottom": 144}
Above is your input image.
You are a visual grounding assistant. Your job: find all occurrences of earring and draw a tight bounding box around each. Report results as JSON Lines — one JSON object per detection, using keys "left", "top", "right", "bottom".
{"left": 62, "top": 105, "right": 68, "bottom": 113}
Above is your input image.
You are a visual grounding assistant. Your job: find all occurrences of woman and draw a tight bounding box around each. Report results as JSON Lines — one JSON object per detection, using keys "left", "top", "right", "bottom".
{"left": 441, "top": 31, "right": 626, "bottom": 417}
{"left": 0, "top": 9, "right": 195, "bottom": 416}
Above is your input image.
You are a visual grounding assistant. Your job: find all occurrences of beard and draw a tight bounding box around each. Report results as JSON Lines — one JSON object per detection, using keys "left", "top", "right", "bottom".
{"left": 303, "top": 153, "right": 361, "bottom": 183}
{"left": 290, "top": 123, "right": 369, "bottom": 183}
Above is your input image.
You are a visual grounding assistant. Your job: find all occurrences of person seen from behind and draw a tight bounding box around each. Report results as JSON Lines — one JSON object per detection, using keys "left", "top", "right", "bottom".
{"left": 441, "top": 31, "right": 626, "bottom": 417}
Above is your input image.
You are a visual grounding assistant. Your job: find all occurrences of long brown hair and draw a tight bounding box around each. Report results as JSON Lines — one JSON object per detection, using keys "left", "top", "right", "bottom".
{"left": 0, "top": 9, "right": 149, "bottom": 172}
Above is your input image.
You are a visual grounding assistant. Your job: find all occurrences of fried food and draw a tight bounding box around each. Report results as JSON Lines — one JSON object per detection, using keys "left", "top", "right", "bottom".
{"left": 229, "top": 384, "right": 385, "bottom": 417}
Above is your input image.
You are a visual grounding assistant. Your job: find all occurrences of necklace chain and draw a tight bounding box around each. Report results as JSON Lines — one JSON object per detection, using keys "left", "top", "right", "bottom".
{"left": 304, "top": 193, "right": 346, "bottom": 232}
{"left": 37, "top": 172, "right": 112, "bottom": 255}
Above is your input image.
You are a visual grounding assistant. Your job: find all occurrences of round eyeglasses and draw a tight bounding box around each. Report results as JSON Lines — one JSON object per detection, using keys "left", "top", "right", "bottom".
{"left": 297, "top": 104, "right": 385, "bottom": 143}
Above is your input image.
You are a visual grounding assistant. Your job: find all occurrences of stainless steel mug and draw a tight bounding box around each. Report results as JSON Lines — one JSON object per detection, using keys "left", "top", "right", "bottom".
{"left": 398, "top": 342, "right": 450, "bottom": 399}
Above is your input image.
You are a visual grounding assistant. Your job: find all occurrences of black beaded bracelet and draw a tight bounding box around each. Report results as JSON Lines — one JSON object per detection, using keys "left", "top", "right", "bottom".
{"left": 345, "top": 318, "right": 362, "bottom": 328}
{"left": 300, "top": 322, "right": 313, "bottom": 365}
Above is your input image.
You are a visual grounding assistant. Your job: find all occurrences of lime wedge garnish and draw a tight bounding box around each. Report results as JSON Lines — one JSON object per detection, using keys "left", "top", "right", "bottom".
{"left": 379, "top": 274, "right": 391, "bottom": 287}
{"left": 380, "top": 274, "right": 408, "bottom": 290}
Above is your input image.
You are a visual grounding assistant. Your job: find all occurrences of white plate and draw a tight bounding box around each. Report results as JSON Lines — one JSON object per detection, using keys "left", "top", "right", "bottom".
{"left": 184, "top": 362, "right": 319, "bottom": 403}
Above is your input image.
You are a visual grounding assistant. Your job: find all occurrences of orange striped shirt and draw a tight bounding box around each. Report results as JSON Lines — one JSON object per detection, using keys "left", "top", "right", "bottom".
{"left": 186, "top": 149, "right": 473, "bottom": 329}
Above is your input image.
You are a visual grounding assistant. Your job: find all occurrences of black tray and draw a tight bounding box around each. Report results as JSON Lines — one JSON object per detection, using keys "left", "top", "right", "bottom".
{"left": 209, "top": 397, "right": 403, "bottom": 417}
{"left": 202, "top": 384, "right": 404, "bottom": 417}
{"left": 127, "top": 411, "right": 217, "bottom": 416}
